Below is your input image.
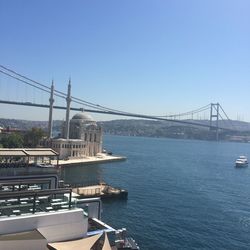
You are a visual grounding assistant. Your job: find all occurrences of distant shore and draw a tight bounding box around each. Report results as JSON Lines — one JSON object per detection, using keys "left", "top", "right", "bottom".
{"left": 52, "top": 154, "right": 126, "bottom": 166}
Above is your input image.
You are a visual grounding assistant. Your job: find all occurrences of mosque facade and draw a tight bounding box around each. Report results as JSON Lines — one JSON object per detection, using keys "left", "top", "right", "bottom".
{"left": 51, "top": 112, "right": 103, "bottom": 160}
{"left": 41, "top": 81, "right": 103, "bottom": 160}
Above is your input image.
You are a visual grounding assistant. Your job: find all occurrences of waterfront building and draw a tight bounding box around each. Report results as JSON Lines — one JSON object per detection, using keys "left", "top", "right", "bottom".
{"left": 0, "top": 164, "right": 138, "bottom": 249}
{"left": 51, "top": 112, "right": 103, "bottom": 160}
{"left": 41, "top": 82, "right": 103, "bottom": 160}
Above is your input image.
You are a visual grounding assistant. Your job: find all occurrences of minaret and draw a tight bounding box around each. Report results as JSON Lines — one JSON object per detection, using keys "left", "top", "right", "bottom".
{"left": 65, "top": 79, "right": 71, "bottom": 139}
{"left": 48, "top": 81, "right": 54, "bottom": 139}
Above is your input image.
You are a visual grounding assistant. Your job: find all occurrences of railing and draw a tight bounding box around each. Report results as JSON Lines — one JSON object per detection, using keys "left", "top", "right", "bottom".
{"left": 0, "top": 188, "right": 72, "bottom": 217}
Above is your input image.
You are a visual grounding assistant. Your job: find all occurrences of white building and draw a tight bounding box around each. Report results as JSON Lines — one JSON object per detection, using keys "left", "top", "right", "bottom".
{"left": 51, "top": 112, "right": 103, "bottom": 160}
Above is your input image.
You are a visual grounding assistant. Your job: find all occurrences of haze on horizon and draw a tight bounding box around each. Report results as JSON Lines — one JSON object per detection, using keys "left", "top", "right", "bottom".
{"left": 0, "top": 0, "right": 249, "bottom": 122}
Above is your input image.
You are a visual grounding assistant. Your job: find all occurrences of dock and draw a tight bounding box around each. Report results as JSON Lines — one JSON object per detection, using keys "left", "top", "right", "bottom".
{"left": 52, "top": 154, "right": 126, "bottom": 166}
{"left": 72, "top": 182, "right": 128, "bottom": 200}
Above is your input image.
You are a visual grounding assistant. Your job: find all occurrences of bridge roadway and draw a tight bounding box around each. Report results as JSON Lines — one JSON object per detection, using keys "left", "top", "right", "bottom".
{"left": 0, "top": 99, "right": 233, "bottom": 131}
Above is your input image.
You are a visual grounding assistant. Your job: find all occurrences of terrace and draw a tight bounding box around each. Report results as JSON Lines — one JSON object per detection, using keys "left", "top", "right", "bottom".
{"left": 0, "top": 188, "right": 73, "bottom": 217}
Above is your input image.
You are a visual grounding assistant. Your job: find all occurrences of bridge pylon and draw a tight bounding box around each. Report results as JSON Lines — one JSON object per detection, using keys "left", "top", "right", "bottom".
{"left": 210, "top": 103, "right": 220, "bottom": 141}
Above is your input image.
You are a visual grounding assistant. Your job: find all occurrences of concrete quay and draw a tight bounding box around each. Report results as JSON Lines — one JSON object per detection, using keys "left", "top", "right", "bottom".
{"left": 52, "top": 154, "right": 126, "bottom": 166}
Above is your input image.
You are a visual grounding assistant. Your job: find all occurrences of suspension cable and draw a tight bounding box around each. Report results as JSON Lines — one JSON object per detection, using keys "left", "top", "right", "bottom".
{"left": 0, "top": 65, "right": 237, "bottom": 132}
{"left": 0, "top": 65, "right": 137, "bottom": 114}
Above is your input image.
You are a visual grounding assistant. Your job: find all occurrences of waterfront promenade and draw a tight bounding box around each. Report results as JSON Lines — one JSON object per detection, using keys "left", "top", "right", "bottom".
{"left": 52, "top": 153, "right": 126, "bottom": 166}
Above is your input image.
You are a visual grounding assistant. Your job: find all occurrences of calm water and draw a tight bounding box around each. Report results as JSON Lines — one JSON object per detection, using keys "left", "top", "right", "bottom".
{"left": 60, "top": 135, "right": 250, "bottom": 249}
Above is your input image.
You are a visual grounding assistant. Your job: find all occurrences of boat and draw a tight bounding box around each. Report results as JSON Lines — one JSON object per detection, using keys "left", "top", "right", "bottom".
{"left": 235, "top": 156, "right": 248, "bottom": 167}
{"left": 36, "top": 163, "right": 55, "bottom": 168}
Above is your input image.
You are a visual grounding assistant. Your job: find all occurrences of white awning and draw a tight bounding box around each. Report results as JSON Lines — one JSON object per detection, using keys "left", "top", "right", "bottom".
{"left": 0, "top": 148, "right": 58, "bottom": 157}
{"left": 0, "top": 149, "right": 27, "bottom": 156}
{"left": 24, "top": 149, "right": 58, "bottom": 156}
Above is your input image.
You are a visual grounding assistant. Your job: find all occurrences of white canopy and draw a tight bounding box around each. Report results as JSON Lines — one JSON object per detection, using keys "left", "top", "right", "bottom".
{"left": 47, "top": 232, "right": 112, "bottom": 250}
{"left": 102, "top": 232, "right": 112, "bottom": 250}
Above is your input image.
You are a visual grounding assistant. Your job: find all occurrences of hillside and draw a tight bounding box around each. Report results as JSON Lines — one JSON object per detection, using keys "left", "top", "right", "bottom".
{"left": 99, "top": 119, "right": 250, "bottom": 141}
{"left": 1, "top": 118, "right": 250, "bottom": 141}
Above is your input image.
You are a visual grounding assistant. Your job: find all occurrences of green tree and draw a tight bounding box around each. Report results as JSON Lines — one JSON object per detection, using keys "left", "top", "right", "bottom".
{"left": 24, "top": 127, "right": 45, "bottom": 147}
{"left": 0, "top": 133, "right": 24, "bottom": 148}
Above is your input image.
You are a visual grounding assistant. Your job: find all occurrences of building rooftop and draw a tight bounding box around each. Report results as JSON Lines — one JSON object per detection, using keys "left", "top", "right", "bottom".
{"left": 0, "top": 148, "right": 58, "bottom": 157}
{"left": 71, "top": 112, "right": 94, "bottom": 122}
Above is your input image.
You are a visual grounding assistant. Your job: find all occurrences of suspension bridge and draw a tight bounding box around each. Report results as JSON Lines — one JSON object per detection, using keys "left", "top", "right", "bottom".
{"left": 0, "top": 65, "right": 236, "bottom": 140}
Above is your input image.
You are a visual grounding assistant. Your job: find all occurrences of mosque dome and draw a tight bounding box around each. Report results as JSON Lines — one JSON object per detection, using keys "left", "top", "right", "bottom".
{"left": 71, "top": 112, "right": 95, "bottom": 122}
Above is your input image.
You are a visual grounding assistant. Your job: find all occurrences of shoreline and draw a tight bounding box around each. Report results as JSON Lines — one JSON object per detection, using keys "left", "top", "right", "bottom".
{"left": 52, "top": 154, "right": 126, "bottom": 166}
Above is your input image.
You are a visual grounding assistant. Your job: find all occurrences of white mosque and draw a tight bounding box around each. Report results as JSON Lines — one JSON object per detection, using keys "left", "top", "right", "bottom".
{"left": 51, "top": 112, "right": 103, "bottom": 160}
{"left": 44, "top": 81, "right": 103, "bottom": 160}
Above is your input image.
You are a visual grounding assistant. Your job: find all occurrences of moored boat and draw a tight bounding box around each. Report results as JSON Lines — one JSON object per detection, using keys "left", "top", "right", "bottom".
{"left": 36, "top": 163, "right": 55, "bottom": 168}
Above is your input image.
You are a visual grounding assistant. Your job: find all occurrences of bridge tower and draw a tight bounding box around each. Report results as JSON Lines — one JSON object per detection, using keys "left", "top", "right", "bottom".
{"left": 210, "top": 103, "right": 220, "bottom": 141}
{"left": 48, "top": 81, "right": 54, "bottom": 139}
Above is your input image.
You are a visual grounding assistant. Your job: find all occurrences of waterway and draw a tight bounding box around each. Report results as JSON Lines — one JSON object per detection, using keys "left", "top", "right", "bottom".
{"left": 60, "top": 135, "right": 250, "bottom": 249}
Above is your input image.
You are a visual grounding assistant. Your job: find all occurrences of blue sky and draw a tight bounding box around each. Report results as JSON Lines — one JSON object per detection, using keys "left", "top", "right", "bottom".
{"left": 0, "top": 0, "right": 249, "bottom": 121}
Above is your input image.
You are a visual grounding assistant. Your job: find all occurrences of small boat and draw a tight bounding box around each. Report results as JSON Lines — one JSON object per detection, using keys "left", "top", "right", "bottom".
{"left": 36, "top": 163, "right": 55, "bottom": 168}
{"left": 235, "top": 156, "right": 248, "bottom": 167}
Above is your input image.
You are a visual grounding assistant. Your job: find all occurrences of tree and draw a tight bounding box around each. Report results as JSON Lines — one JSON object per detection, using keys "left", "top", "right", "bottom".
{"left": 0, "top": 133, "right": 24, "bottom": 148}
{"left": 24, "top": 127, "right": 45, "bottom": 147}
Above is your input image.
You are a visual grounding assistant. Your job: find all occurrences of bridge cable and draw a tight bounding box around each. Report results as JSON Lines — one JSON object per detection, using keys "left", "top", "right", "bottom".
{"left": 156, "top": 104, "right": 210, "bottom": 118}
{"left": 0, "top": 65, "right": 138, "bottom": 115}
{"left": 0, "top": 65, "right": 238, "bottom": 131}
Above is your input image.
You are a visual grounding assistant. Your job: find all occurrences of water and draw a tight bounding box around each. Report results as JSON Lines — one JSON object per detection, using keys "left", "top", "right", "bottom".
{"left": 60, "top": 135, "right": 250, "bottom": 249}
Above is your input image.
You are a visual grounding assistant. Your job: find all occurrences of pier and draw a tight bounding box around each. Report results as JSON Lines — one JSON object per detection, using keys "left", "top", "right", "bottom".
{"left": 52, "top": 154, "right": 126, "bottom": 166}
{"left": 72, "top": 182, "right": 128, "bottom": 199}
